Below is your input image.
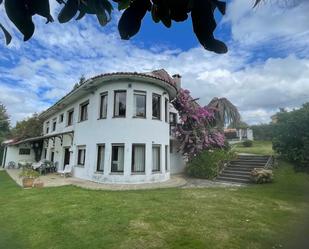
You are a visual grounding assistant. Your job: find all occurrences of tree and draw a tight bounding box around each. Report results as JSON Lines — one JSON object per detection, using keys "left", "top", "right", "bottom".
{"left": 172, "top": 88, "right": 225, "bottom": 160}
{"left": 0, "top": 102, "right": 10, "bottom": 141}
{"left": 207, "top": 97, "right": 241, "bottom": 129}
{"left": 272, "top": 103, "right": 309, "bottom": 169}
{"left": 10, "top": 113, "right": 43, "bottom": 140}
{"left": 0, "top": 102, "right": 10, "bottom": 164}
{"left": 0, "top": 0, "right": 233, "bottom": 54}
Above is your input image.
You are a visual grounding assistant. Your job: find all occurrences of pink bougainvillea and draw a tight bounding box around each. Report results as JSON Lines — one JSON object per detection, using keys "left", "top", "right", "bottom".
{"left": 172, "top": 88, "right": 225, "bottom": 160}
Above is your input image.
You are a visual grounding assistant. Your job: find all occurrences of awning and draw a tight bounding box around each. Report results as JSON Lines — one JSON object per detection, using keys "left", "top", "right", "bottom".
{"left": 4, "top": 131, "right": 74, "bottom": 146}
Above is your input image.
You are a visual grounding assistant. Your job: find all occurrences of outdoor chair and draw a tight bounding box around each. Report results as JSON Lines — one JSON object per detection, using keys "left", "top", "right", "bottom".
{"left": 57, "top": 164, "right": 73, "bottom": 178}
{"left": 7, "top": 161, "right": 16, "bottom": 169}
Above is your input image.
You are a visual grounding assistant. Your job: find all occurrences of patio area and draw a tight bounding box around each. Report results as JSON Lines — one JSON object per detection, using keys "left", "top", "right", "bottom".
{"left": 5, "top": 169, "right": 241, "bottom": 190}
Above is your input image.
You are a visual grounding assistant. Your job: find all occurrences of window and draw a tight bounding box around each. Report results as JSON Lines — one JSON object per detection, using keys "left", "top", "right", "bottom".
{"left": 77, "top": 146, "right": 86, "bottom": 166}
{"left": 59, "top": 114, "right": 64, "bottom": 123}
{"left": 152, "top": 94, "right": 161, "bottom": 119}
{"left": 52, "top": 119, "right": 57, "bottom": 131}
{"left": 45, "top": 122, "right": 50, "bottom": 134}
{"left": 50, "top": 150, "right": 55, "bottom": 163}
{"left": 67, "top": 109, "right": 74, "bottom": 126}
{"left": 165, "top": 145, "right": 168, "bottom": 171}
{"left": 96, "top": 144, "right": 105, "bottom": 172}
{"left": 132, "top": 144, "right": 145, "bottom": 173}
{"left": 79, "top": 101, "right": 89, "bottom": 122}
{"left": 111, "top": 144, "right": 124, "bottom": 173}
{"left": 165, "top": 99, "right": 169, "bottom": 123}
{"left": 114, "top": 91, "right": 126, "bottom": 117}
{"left": 170, "top": 113, "right": 177, "bottom": 125}
{"left": 99, "top": 92, "right": 108, "bottom": 119}
{"left": 152, "top": 145, "right": 161, "bottom": 172}
{"left": 133, "top": 91, "right": 146, "bottom": 118}
{"left": 19, "top": 148, "right": 30, "bottom": 155}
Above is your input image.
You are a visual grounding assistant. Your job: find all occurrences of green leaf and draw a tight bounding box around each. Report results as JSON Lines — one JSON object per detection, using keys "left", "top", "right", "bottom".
{"left": 118, "top": 0, "right": 130, "bottom": 11}
{"left": 5, "top": 0, "right": 35, "bottom": 41}
{"left": 0, "top": 23, "right": 12, "bottom": 45}
{"left": 58, "top": 0, "right": 79, "bottom": 23}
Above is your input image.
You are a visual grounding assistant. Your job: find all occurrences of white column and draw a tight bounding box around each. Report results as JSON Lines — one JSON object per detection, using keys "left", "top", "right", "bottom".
{"left": 124, "top": 142, "right": 131, "bottom": 176}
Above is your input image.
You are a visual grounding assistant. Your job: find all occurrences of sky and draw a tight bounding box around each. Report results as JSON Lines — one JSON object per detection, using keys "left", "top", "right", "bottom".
{"left": 1, "top": 0, "right": 309, "bottom": 125}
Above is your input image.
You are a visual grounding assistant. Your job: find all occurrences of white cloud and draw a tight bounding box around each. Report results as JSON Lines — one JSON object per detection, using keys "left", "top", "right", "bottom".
{"left": 1, "top": 0, "right": 309, "bottom": 126}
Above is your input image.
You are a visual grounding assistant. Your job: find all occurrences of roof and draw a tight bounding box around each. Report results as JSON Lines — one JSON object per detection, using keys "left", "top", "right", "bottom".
{"left": 3, "top": 131, "right": 74, "bottom": 146}
{"left": 39, "top": 69, "right": 178, "bottom": 120}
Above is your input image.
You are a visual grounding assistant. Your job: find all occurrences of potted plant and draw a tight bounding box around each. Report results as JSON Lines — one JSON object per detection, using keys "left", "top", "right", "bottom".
{"left": 19, "top": 169, "right": 40, "bottom": 188}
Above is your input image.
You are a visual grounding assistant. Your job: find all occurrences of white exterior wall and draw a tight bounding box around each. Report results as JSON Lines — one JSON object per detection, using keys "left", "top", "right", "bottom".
{"left": 3, "top": 143, "right": 35, "bottom": 167}
{"left": 42, "top": 80, "right": 176, "bottom": 183}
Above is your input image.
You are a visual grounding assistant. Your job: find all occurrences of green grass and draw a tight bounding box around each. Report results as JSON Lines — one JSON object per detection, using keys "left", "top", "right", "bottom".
{"left": 232, "top": 140, "right": 274, "bottom": 155}
{"left": 0, "top": 161, "right": 309, "bottom": 249}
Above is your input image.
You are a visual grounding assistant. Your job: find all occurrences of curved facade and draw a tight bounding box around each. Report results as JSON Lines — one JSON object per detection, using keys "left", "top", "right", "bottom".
{"left": 1, "top": 70, "right": 187, "bottom": 184}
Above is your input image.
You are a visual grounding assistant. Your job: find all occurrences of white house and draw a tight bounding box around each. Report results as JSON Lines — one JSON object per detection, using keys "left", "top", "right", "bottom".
{"left": 1, "top": 70, "right": 186, "bottom": 184}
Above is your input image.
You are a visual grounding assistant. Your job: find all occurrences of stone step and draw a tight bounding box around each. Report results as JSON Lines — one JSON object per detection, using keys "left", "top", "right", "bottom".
{"left": 216, "top": 176, "right": 251, "bottom": 184}
{"left": 227, "top": 165, "right": 264, "bottom": 170}
{"left": 222, "top": 169, "right": 250, "bottom": 175}
{"left": 230, "top": 160, "right": 267, "bottom": 165}
{"left": 219, "top": 173, "right": 251, "bottom": 180}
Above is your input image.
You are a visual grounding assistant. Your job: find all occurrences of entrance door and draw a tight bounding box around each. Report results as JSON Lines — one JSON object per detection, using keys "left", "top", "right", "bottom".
{"left": 63, "top": 148, "right": 70, "bottom": 169}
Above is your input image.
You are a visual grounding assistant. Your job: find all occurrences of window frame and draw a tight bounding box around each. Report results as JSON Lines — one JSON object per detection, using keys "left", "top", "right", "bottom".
{"left": 111, "top": 144, "right": 125, "bottom": 173}
{"left": 45, "top": 122, "right": 50, "bottom": 134}
{"left": 77, "top": 146, "right": 86, "bottom": 167}
{"left": 113, "top": 90, "right": 127, "bottom": 118}
{"left": 99, "top": 92, "right": 108, "bottom": 119}
{"left": 67, "top": 109, "right": 74, "bottom": 126}
{"left": 59, "top": 114, "right": 64, "bottom": 123}
{"left": 152, "top": 93, "right": 161, "bottom": 120}
{"left": 133, "top": 91, "right": 147, "bottom": 118}
{"left": 52, "top": 118, "right": 57, "bottom": 132}
{"left": 165, "top": 98, "right": 169, "bottom": 123}
{"left": 96, "top": 144, "right": 105, "bottom": 172}
{"left": 152, "top": 145, "right": 161, "bottom": 172}
{"left": 19, "top": 148, "right": 31, "bottom": 155}
{"left": 131, "top": 144, "right": 146, "bottom": 173}
{"left": 79, "top": 100, "right": 89, "bottom": 122}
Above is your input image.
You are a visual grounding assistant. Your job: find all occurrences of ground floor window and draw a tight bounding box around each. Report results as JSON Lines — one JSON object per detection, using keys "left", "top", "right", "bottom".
{"left": 152, "top": 145, "right": 161, "bottom": 172}
{"left": 165, "top": 145, "right": 168, "bottom": 171}
{"left": 50, "top": 150, "right": 55, "bottom": 163}
{"left": 132, "top": 144, "right": 145, "bottom": 173}
{"left": 96, "top": 144, "right": 105, "bottom": 172}
{"left": 19, "top": 148, "right": 30, "bottom": 155}
{"left": 111, "top": 144, "right": 124, "bottom": 173}
{"left": 77, "top": 146, "right": 86, "bottom": 166}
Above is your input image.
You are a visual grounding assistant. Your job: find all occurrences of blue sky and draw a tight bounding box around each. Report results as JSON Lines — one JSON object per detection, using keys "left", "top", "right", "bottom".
{"left": 1, "top": 0, "right": 309, "bottom": 125}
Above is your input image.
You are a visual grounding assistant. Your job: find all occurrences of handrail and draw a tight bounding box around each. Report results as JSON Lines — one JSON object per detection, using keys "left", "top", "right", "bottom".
{"left": 264, "top": 155, "right": 274, "bottom": 169}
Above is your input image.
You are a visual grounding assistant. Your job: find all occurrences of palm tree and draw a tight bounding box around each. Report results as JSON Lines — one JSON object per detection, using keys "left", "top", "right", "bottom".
{"left": 207, "top": 97, "right": 241, "bottom": 129}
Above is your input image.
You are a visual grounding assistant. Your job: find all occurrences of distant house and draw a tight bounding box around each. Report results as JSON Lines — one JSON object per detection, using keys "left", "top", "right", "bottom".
{"left": 224, "top": 128, "right": 254, "bottom": 143}
{"left": 1, "top": 70, "right": 186, "bottom": 184}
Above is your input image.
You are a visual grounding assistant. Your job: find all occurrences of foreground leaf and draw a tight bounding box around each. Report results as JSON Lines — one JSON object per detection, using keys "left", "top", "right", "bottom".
{"left": 0, "top": 23, "right": 12, "bottom": 45}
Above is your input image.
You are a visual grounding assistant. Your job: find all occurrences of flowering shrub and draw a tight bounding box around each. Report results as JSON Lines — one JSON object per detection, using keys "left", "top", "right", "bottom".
{"left": 172, "top": 89, "right": 225, "bottom": 160}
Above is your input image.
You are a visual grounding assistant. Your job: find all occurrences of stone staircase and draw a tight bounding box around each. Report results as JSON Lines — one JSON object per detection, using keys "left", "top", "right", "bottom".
{"left": 216, "top": 155, "right": 270, "bottom": 184}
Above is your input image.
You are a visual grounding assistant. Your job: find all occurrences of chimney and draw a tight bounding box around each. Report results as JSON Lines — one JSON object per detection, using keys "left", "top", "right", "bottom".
{"left": 172, "top": 74, "right": 182, "bottom": 89}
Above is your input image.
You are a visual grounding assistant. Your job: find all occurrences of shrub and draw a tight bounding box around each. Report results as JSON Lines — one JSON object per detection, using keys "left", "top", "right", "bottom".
{"left": 272, "top": 103, "right": 309, "bottom": 169}
{"left": 243, "top": 140, "right": 253, "bottom": 147}
{"left": 250, "top": 168, "right": 273, "bottom": 184}
{"left": 185, "top": 149, "right": 236, "bottom": 179}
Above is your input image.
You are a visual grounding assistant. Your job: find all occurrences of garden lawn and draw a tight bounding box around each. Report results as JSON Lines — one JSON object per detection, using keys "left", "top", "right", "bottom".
{"left": 0, "top": 161, "right": 309, "bottom": 249}
{"left": 232, "top": 140, "right": 274, "bottom": 155}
